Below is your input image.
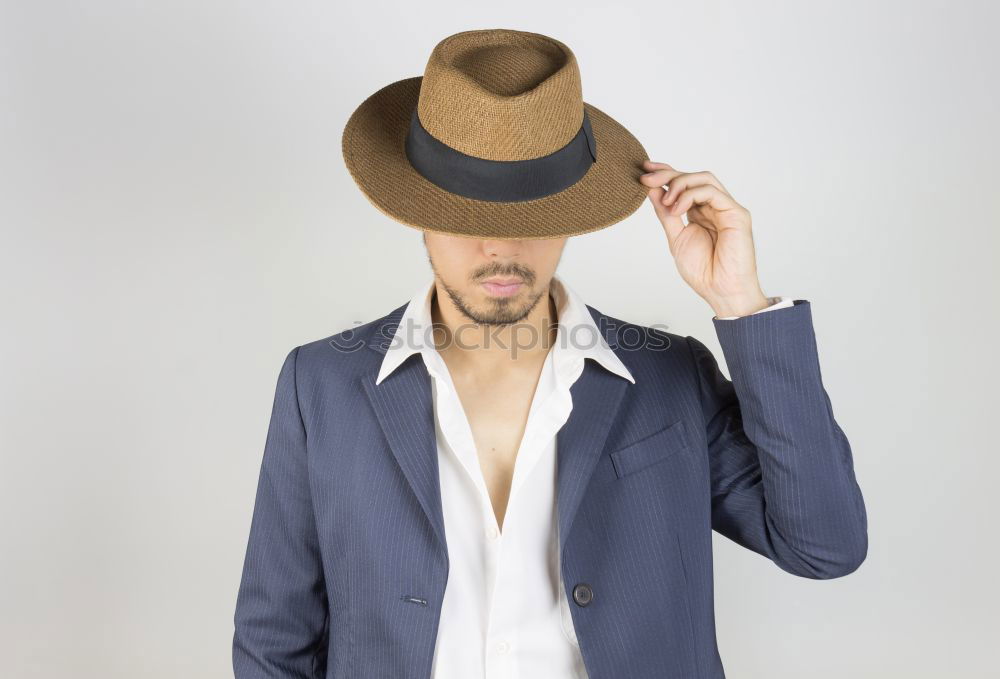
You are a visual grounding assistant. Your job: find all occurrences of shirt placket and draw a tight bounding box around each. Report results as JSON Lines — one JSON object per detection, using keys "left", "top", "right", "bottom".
{"left": 428, "top": 353, "right": 514, "bottom": 676}
{"left": 423, "top": 345, "right": 586, "bottom": 679}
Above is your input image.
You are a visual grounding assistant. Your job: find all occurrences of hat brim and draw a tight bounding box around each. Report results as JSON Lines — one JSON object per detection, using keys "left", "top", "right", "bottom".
{"left": 342, "top": 76, "right": 650, "bottom": 240}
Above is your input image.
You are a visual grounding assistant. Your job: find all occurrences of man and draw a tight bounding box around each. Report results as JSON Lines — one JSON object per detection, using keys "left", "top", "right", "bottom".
{"left": 233, "top": 28, "right": 867, "bottom": 679}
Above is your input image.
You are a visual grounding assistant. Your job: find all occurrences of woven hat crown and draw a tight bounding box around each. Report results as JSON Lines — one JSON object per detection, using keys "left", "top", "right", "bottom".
{"left": 416, "top": 29, "right": 585, "bottom": 161}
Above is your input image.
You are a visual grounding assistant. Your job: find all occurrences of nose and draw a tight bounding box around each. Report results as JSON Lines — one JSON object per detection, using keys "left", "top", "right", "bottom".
{"left": 481, "top": 239, "right": 524, "bottom": 258}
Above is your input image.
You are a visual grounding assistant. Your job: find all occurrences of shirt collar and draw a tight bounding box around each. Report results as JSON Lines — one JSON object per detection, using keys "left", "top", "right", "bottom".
{"left": 374, "top": 274, "right": 635, "bottom": 386}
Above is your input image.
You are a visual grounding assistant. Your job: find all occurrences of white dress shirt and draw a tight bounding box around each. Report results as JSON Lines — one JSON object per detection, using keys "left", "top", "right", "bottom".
{"left": 375, "top": 274, "right": 791, "bottom": 678}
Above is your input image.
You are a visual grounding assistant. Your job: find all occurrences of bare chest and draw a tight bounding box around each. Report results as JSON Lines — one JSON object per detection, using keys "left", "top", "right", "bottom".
{"left": 451, "top": 374, "right": 542, "bottom": 530}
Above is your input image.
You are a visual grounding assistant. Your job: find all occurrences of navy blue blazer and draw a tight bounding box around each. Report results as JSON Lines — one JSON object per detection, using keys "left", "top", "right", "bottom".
{"left": 233, "top": 298, "right": 867, "bottom": 678}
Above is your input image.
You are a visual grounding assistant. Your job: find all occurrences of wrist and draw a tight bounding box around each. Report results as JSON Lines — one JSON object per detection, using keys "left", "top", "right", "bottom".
{"left": 709, "top": 290, "right": 771, "bottom": 318}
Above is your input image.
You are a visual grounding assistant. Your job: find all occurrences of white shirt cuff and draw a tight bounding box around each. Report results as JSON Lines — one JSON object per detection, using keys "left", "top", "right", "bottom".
{"left": 715, "top": 296, "right": 794, "bottom": 320}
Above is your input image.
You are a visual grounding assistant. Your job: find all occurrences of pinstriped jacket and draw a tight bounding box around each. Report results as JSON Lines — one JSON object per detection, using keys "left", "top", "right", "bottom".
{"left": 232, "top": 297, "right": 868, "bottom": 679}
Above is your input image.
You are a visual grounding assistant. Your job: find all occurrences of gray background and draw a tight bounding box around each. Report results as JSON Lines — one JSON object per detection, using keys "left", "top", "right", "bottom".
{"left": 2, "top": 1, "right": 997, "bottom": 677}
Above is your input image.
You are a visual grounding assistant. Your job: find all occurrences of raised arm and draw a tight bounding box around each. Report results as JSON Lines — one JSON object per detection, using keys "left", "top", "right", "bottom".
{"left": 688, "top": 301, "right": 868, "bottom": 579}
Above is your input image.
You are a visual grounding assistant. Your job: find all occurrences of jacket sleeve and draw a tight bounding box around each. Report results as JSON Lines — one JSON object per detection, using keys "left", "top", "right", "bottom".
{"left": 687, "top": 300, "right": 868, "bottom": 579}
{"left": 233, "top": 346, "right": 330, "bottom": 677}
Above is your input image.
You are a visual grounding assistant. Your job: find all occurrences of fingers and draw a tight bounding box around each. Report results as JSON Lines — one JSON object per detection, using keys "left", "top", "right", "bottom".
{"left": 639, "top": 160, "right": 733, "bottom": 207}
{"left": 661, "top": 170, "right": 732, "bottom": 205}
{"left": 667, "top": 184, "right": 745, "bottom": 227}
{"left": 638, "top": 160, "right": 682, "bottom": 188}
{"left": 641, "top": 159, "right": 747, "bottom": 248}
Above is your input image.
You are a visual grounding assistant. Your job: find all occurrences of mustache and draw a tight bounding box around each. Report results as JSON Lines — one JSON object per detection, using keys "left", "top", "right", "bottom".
{"left": 473, "top": 267, "right": 536, "bottom": 285}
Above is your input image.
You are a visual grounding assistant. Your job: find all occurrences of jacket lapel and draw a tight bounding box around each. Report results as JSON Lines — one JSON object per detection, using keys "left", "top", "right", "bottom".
{"left": 362, "top": 303, "right": 450, "bottom": 556}
{"left": 555, "top": 355, "right": 630, "bottom": 556}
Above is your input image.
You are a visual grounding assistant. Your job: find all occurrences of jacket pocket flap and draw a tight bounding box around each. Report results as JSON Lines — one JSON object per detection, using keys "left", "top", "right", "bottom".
{"left": 609, "top": 419, "right": 688, "bottom": 479}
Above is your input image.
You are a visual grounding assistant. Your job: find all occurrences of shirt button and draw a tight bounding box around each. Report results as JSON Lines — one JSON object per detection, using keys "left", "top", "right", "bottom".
{"left": 487, "top": 525, "right": 500, "bottom": 539}
{"left": 496, "top": 640, "right": 511, "bottom": 654}
{"left": 572, "top": 583, "right": 594, "bottom": 607}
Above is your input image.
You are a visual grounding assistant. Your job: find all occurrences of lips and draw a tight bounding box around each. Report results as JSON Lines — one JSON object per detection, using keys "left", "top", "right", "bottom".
{"left": 481, "top": 279, "right": 524, "bottom": 297}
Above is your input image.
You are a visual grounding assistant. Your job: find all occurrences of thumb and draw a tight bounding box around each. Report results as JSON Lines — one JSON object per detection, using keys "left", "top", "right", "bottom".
{"left": 647, "top": 186, "right": 686, "bottom": 250}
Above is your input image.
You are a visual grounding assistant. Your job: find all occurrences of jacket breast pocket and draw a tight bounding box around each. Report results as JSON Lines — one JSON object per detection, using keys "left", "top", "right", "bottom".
{"left": 609, "top": 419, "right": 688, "bottom": 480}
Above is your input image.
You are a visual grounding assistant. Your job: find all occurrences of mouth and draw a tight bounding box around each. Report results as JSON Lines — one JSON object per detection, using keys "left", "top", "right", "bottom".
{"left": 480, "top": 278, "right": 524, "bottom": 297}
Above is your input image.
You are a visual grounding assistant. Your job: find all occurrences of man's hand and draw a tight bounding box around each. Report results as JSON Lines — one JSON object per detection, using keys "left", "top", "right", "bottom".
{"left": 640, "top": 159, "right": 770, "bottom": 318}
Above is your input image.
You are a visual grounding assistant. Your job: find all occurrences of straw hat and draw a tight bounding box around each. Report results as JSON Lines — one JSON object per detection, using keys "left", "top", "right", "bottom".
{"left": 341, "top": 28, "right": 650, "bottom": 240}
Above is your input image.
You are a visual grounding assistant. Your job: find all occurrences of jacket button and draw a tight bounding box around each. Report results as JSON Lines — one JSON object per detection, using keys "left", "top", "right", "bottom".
{"left": 572, "top": 583, "right": 594, "bottom": 607}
